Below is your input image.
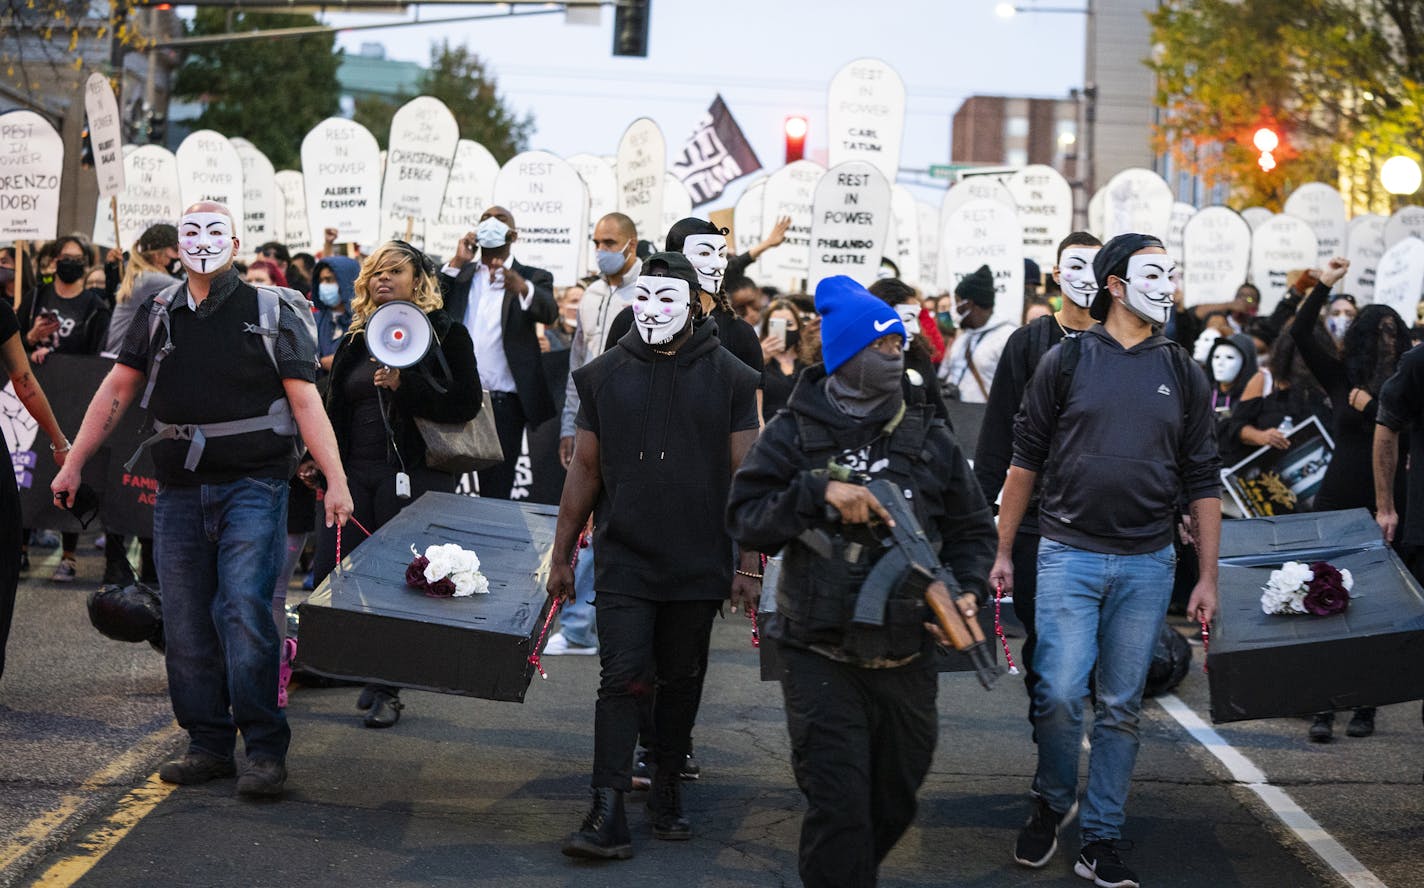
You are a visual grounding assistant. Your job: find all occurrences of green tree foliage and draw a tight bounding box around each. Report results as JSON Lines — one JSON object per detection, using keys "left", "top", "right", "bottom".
{"left": 172, "top": 10, "right": 341, "bottom": 169}
{"left": 353, "top": 40, "right": 533, "bottom": 164}
{"left": 1150, "top": 0, "right": 1424, "bottom": 209}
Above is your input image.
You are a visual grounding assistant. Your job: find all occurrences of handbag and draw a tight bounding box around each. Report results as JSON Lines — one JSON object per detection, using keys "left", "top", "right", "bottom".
{"left": 415, "top": 389, "right": 503, "bottom": 474}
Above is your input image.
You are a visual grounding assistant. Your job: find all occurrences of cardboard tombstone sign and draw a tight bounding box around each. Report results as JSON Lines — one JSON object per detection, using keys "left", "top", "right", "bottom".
{"left": 1165, "top": 201, "right": 1195, "bottom": 263}
{"left": 378, "top": 97, "right": 459, "bottom": 248}
{"left": 1100, "top": 168, "right": 1173, "bottom": 240}
{"left": 427, "top": 139, "right": 500, "bottom": 264}
{"left": 1372, "top": 236, "right": 1424, "bottom": 325}
{"left": 1249, "top": 214, "right": 1318, "bottom": 313}
{"left": 808, "top": 161, "right": 892, "bottom": 287}
{"left": 941, "top": 197, "right": 1024, "bottom": 326}
{"left": 1282, "top": 182, "right": 1347, "bottom": 264}
{"left": 1343, "top": 213, "right": 1387, "bottom": 302}
{"left": 0, "top": 110, "right": 64, "bottom": 241}
{"left": 1385, "top": 205, "right": 1424, "bottom": 250}
{"left": 759, "top": 159, "right": 825, "bottom": 292}
{"left": 826, "top": 57, "right": 906, "bottom": 184}
{"left": 1087, "top": 185, "right": 1106, "bottom": 239}
{"left": 1182, "top": 206, "right": 1252, "bottom": 308}
{"left": 568, "top": 152, "right": 618, "bottom": 274}
{"left": 917, "top": 201, "right": 940, "bottom": 292}
{"left": 1005, "top": 165, "right": 1073, "bottom": 272}
{"left": 91, "top": 145, "right": 181, "bottom": 251}
{"left": 616, "top": 118, "right": 666, "bottom": 250}
{"left": 175, "top": 130, "right": 245, "bottom": 241}
{"left": 732, "top": 176, "right": 768, "bottom": 282}
{"left": 660, "top": 172, "right": 694, "bottom": 247}
{"left": 1240, "top": 207, "right": 1273, "bottom": 231}
{"left": 491, "top": 150, "right": 588, "bottom": 287}
{"left": 230, "top": 138, "right": 278, "bottom": 246}
{"left": 938, "top": 177, "right": 1015, "bottom": 287}
{"left": 83, "top": 72, "right": 125, "bottom": 198}
{"left": 275, "top": 170, "right": 311, "bottom": 253}
{"left": 889, "top": 185, "right": 921, "bottom": 287}
{"left": 301, "top": 117, "right": 382, "bottom": 249}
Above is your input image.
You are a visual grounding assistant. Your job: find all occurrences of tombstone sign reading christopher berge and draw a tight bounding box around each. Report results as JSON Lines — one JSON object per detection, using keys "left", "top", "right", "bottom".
{"left": 1182, "top": 206, "right": 1251, "bottom": 308}
{"left": 1344, "top": 214, "right": 1387, "bottom": 302}
{"left": 92, "top": 145, "right": 181, "bottom": 250}
{"left": 942, "top": 197, "right": 1024, "bottom": 327}
{"left": 175, "top": 130, "right": 245, "bottom": 241}
{"left": 759, "top": 159, "right": 824, "bottom": 292}
{"left": 1283, "top": 182, "right": 1347, "bottom": 264}
{"left": 808, "top": 161, "right": 891, "bottom": 287}
{"left": 826, "top": 58, "right": 905, "bottom": 184}
{"left": 231, "top": 138, "right": 278, "bottom": 246}
{"left": 379, "top": 96, "right": 459, "bottom": 246}
{"left": 1005, "top": 165, "right": 1073, "bottom": 271}
{"left": 83, "top": 72, "right": 125, "bottom": 198}
{"left": 491, "top": 150, "right": 587, "bottom": 287}
{"left": 427, "top": 139, "right": 499, "bottom": 264}
{"left": 0, "top": 110, "right": 64, "bottom": 241}
{"left": 301, "top": 117, "right": 382, "bottom": 248}
{"left": 1250, "top": 214, "right": 1318, "bottom": 313}
{"left": 616, "top": 118, "right": 665, "bottom": 250}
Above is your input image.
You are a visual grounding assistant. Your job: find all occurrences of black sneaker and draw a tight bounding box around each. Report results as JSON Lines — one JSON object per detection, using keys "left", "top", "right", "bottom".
{"left": 1345, "top": 708, "right": 1375, "bottom": 738}
{"left": 1014, "top": 794, "right": 1078, "bottom": 868}
{"left": 158, "top": 750, "right": 236, "bottom": 785}
{"left": 680, "top": 743, "right": 701, "bottom": 781}
{"left": 1075, "top": 840, "right": 1139, "bottom": 887}
{"left": 1309, "top": 712, "right": 1335, "bottom": 743}
{"left": 236, "top": 757, "right": 287, "bottom": 798}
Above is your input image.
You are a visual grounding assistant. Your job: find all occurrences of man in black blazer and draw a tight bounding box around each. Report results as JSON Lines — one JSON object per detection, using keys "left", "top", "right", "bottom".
{"left": 440, "top": 206, "right": 558, "bottom": 499}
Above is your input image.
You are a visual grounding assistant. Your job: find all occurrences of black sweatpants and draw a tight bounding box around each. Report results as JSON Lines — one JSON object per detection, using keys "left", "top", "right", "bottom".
{"left": 592, "top": 592, "right": 720, "bottom": 791}
{"left": 777, "top": 642, "right": 938, "bottom": 888}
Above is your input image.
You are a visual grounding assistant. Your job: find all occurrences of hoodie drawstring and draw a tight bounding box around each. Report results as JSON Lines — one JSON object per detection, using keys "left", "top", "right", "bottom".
{"left": 637, "top": 360, "right": 656, "bottom": 461}
{"left": 658, "top": 363, "right": 679, "bottom": 460}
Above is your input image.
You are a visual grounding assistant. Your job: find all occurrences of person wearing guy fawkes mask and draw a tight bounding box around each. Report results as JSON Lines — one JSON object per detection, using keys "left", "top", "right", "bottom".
{"left": 549, "top": 252, "right": 761, "bottom": 861}
{"left": 726, "top": 275, "right": 995, "bottom": 888}
{"left": 991, "top": 233, "right": 1220, "bottom": 887}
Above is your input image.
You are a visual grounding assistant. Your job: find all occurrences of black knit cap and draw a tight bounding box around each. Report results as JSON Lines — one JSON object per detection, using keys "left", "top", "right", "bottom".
{"left": 1089, "top": 233, "right": 1165, "bottom": 322}
{"left": 137, "top": 223, "right": 178, "bottom": 252}
{"left": 954, "top": 264, "right": 996, "bottom": 308}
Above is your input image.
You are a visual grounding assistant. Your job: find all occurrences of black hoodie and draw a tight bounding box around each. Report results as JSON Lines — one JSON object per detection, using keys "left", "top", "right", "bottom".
{"left": 1012, "top": 324, "right": 1220, "bottom": 555}
{"left": 573, "top": 317, "right": 761, "bottom": 602}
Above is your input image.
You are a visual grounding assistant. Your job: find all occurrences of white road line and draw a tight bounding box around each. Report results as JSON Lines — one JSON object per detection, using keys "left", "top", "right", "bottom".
{"left": 1154, "top": 694, "right": 1389, "bottom": 888}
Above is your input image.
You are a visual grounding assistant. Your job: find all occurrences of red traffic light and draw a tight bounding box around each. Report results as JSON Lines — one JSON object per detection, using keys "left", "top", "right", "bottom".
{"left": 784, "top": 115, "right": 807, "bottom": 164}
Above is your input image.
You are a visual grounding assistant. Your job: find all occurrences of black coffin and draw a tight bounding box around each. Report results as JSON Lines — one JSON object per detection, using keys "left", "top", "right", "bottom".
{"left": 1217, "top": 509, "right": 1382, "bottom": 565}
{"left": 296, "top": 493, "right": 558, "bottom": 703}
{"left": 1208, "top": 510, "right": 1424, "bottom": 723}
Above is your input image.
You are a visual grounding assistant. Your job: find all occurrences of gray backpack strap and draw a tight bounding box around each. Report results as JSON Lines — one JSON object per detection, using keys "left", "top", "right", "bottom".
{"left": 139, "top": 283, "right": 185, "bottom": 410}
{"left": 246, "top": 286, "right": 283, "bottom": 372}
{"left": 124, "top": 398, "right": 297, "bottom": 473}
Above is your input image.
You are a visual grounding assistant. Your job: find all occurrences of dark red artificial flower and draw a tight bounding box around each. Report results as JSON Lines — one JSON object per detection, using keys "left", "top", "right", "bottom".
{"left": 1304, "top": 561, "right": 1350, "bottom": 616}
{"left": 405, "top": 555, "right": 430, "bottom": 590}
{"left": 425, "top": 577, "right": 457, "bottom": 598}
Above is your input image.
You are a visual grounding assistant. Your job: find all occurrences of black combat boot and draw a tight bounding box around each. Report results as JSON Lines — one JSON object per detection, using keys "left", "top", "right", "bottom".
{"left": 562, "top": 788, "right": 633, "bottom": 859}
{"left": 647, "top": 756, "right": 692, "bottom": 840}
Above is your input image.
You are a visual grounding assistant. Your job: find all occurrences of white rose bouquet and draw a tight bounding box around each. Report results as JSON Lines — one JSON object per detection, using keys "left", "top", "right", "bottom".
{"left": 405, "top": 543, "right": 491, "bottom": 598}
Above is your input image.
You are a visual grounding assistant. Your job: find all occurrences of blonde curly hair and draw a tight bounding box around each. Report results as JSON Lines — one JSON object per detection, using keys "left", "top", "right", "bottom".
{"left": 348, "top": 241, "right": 444, "bottom": 331}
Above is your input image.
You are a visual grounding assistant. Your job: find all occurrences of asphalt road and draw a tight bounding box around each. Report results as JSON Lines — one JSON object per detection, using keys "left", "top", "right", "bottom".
{"left": 1, "top": 545, "right": 1420, "bottom": 888}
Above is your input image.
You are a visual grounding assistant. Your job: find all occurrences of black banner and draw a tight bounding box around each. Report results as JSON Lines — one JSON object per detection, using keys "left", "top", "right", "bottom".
{"left": 671, "top": 94, "right": 763, "bottom": 206}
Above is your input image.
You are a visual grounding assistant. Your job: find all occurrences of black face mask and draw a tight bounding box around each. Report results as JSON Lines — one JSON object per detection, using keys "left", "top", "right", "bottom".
{"left": 55, "top": 258, "right": 87, "bottom": 284}
{"left": 826, "top": 347, "right": 904, "bottom": 418}
{"left": 167, "top": 259, "right": 184, "bottom": 277}
{"left": 784, "top": 329, "right": 801, "bottom": 351}
{"left": 0, "top": 267, "right": 13, "bottom": 286}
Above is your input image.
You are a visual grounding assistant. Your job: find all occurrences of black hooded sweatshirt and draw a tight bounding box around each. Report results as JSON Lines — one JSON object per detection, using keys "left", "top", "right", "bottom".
{"left": 573, "top": 317, "right": 760, "bottom": 602}
{"left": 1012, "top": 324, "right": 1220, "bottom": 555}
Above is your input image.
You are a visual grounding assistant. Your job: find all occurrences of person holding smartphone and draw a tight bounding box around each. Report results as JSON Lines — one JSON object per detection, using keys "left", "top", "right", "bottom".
{"left": 759, "top": 298, "right": 808, "bottom": 417}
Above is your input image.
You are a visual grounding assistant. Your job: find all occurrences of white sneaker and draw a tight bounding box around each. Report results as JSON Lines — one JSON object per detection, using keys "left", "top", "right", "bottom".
{"left": 543, "top": 631, "right": 598, "bottom": 656}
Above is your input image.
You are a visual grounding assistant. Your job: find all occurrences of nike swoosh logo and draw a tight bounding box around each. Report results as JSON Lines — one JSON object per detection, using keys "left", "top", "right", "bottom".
{"left": 874, "top": 319, "right": 896, "bottom": 332}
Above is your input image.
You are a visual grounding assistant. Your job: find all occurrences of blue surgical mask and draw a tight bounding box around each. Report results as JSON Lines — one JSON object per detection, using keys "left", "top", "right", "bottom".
{"left": 317, "top": 282, "right": 341, "bottom": 307}
{"left": 475, "top": 217, "right": 511, "bottom": 249}
{"left": 595, "top": 241, "right": 629, "bottom": 276}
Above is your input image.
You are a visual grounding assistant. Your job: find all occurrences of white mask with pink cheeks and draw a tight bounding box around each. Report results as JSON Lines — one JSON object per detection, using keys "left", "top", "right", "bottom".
{"left": 1057, "top": 246, "right": 1100, "bottom": 309}
{"left": 177, "top": 212, "right": 235, "bottom": 274}
{"left": 681, "top": 234, "right": 728, "bottom": 294}
{"left": 1118, "top": 253, "right": 1177, "bottom": 326}
{"left": 633, "top": 275, "right": 691, "bottom": 345}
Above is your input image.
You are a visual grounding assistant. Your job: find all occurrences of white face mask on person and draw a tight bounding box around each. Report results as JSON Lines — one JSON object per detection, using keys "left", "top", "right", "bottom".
{"left": 1210, "top": 347, "right": 1243, "bottom": 385}
{"left": 1116, "top": 253, "right": 1177, "bottom": 326}
{"left": 1327, "top": 314, "right": 1353, "bottom": 341}
{"left": 681, "top": 234, "right": 728, "bottom": 293}
{"left": 1057, "top": 246, "right": 1100, "bottom": 309}
{"left": 317, "top": 282, "right": 341, "bottom": 307}
{"left": 475, "top": 217, "right": 511, "bottom": 249}
{"left": 895, "top": 303, "right": 921, "bottom": 350}
{"left": 632, "top": 275, "right": 692, "bottom": 345}
{"left": 177, "top": 212, "right": 235, "bottom": 274}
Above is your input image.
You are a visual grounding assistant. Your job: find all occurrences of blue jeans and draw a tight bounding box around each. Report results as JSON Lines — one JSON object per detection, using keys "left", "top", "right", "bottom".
{"left": 1031, "top": 538, "right": 1174, "bottom": 843}
{"left": 154, "top": 477, "right": 291, "bottom": 762}
{"left": 559, "top": 540, "right": 597, "bottom": 647}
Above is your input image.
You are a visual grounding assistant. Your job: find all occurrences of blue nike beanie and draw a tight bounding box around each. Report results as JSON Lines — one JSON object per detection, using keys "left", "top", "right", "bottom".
{"left": 815, "top": 275, "right": 906, "bottom": 374}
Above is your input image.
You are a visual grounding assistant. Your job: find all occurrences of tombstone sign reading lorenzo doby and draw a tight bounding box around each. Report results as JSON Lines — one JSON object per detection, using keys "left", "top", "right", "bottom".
{"left": 0, "top": 110, "right": 64, "bottom": 241}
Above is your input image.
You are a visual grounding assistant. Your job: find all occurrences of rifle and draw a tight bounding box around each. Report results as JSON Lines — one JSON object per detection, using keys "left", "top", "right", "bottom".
{"left": 855, "top": 479, "right": 1002, "bottom": 689}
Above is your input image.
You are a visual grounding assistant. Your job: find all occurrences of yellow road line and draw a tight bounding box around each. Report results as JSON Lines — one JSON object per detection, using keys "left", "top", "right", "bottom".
{"left": 29, "top": 774, "right": 179, "bottom": 887}
{"left": 0, "top": 722, "right": 182, "bottom": 876}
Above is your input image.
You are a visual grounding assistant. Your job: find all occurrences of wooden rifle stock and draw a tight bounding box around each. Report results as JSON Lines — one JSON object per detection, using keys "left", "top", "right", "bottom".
{"left": 925, "top": 579, "right": 984, "bottom": 652}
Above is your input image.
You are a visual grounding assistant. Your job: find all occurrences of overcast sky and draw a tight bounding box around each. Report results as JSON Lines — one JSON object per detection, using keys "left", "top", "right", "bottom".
{"left": 323, "top": 0, "right": 1088, "bottom": 209}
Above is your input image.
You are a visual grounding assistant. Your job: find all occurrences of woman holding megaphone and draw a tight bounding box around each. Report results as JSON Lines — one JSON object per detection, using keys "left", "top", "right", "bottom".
{"left": 309, "top": 240, "right": 481, "bottom": 728}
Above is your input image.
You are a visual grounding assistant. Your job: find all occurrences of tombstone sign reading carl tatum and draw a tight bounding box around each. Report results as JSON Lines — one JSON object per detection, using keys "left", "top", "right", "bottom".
{"left": 942, "top": 197, "right": 1025, "bottom": 327}
{"left": 83, "top": 73, "right": 125, "bottom": 198}
{"left": 301, "top": 117, "right": 382, "bottom": 249}
{"left": 491, "top": 150, "right": 587, "bottom": 287}
{"left": 1005, "top": 164, "right": 1073, "bottom": 272}
{"left": 567, "top": 153, "right": 618, "bottom": 274}
{"left": 660, "top": 172, "right": 694, "bottom": 246}
{"left": 175, "top": 129, "right": 245, "bottom": 241}
{"left": 759, "top": 159, "right": 824, "bottom": 292}
{"left": 0, "top": 110, "right": 64, "bottom": 241}
{"left": 733, "top": 176, "right": 767, "bottom": 282}
{"left": 1182, "top": 206, "right": 1252, "bottom": 308}
{"left": 231, "top": 137, "right": 278, "bottom": 245}
{"left": 1372, "top": 236, "right": 1424, "bottom": 325}
{"left": 1384, "top": 205, "right": 1424, "bottom": 250}
{"left": 889, "top": 185, "right": 921, "bottom": 288}
{"left": 826, "top": 57, "right": 905, "bottom": 184}
{"left": 1283, "top": 182, "right": 1347, "bottom": 264}
{"left": 1250, "top": 214, "right": 1319, "bottom": 313}
{"left": 275, "top": 170, "right": 311, "bottom": 253}
{"left": 616, "top": 117, "right": 665, "bottom": 252}
{"left": 427, "top": 139, "right": 500, "bottom": 264}
{"left": 1101, "top": 168, "right": 1173, "bottom": 240}
{"left": 379, "top": 96, "right": 459, "bottom": 246}
{"left": 92, "top": 145, "right": 181, "bottom": 251}
{"left": 1344, "top": 214, "right": 1388, "bottom": 302}
{"left": 808, "top": 161, "right": 892, "bottom": 287}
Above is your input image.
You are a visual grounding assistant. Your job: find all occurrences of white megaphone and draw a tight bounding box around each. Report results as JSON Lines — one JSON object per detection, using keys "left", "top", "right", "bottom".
{"left": 366, "top": 300, "right": 434, "bottom": 369}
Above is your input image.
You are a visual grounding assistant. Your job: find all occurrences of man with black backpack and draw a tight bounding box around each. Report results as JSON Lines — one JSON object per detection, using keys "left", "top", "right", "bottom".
{"left": 991, "top": 234, "right": 1220, "bottom": 887}
{"left": 52, "top": 202, "right": 353, "bottom": 799}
